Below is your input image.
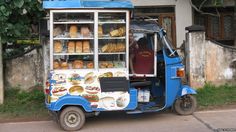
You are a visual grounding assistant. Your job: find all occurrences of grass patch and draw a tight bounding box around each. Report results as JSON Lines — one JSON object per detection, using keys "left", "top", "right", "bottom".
{"left": 196, "top": 83, "right": 236, "bottom": 109}
{"left": 0, "top": 87, "right": 49, "bottom": 120}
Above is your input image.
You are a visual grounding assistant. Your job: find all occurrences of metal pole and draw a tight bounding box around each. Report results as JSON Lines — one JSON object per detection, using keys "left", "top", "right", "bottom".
{"left": 0, "top": 36, "right": 4, "bottom": 104}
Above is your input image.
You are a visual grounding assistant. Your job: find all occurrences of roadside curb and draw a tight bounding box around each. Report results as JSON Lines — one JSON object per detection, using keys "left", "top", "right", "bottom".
{"left": 195, "top": 109, "right": 236, "bottom": 114}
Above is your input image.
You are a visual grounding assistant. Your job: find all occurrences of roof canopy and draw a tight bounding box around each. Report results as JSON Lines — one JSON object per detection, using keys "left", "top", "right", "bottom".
{"left": 43, "top": 0, "right": 133, "bottom": 9}
{"left": 130, "top": 20, "right": 161, "bottom": 33}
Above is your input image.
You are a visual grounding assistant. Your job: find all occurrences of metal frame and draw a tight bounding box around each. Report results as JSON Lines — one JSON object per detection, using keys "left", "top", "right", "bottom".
{"left": 49, "top": 9, "right": 129, "bottom": 75}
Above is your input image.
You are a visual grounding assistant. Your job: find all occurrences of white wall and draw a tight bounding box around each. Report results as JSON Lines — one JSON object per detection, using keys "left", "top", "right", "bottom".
{"left": 131, "top": 0, "right": 193, "bottom": 47}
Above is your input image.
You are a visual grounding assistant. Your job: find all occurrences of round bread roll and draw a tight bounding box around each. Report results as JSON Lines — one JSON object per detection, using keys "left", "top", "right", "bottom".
{"left": 75, "top": 41, "right": 83, "bottom": 53}
{"left": 69, "top": 25, "right": 78, "bottom": 38}
{"left": 61, "top": 62, "right": 68, "bottom": 69}
{"left": 67, "top": 41, "right": 75, "bottom": 53}
{"left": 87, "top": 62, "right": 94, "bottom": 69}
{"left": 54, "top": 41, "right": 63, "bottom": 53}
{"left": 53, "top": 61, "right": 60, "bottom": 69}
{"left": 73, "top": 60, "right": 84, "bottom": 69}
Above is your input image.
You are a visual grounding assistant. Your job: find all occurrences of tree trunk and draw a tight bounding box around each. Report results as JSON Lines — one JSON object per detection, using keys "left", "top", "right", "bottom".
{"left": 0, "top": 36, "right": 3, "bottom": 104}
{"left": 234, "top": 2, "right": 236, "bottom": 47}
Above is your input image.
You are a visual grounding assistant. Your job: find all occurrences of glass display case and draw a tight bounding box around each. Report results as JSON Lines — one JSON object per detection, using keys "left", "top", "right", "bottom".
{"left": 50, "top": 10, "right": 129, "bottom": 72}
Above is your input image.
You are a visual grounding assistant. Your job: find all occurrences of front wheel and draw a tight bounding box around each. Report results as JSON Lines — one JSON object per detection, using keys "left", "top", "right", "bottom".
{"left": 59, "top": 106, "right": 85, "bottom": 131}
{"left": 174, "top": 95, "right": 197, "bottom": 115}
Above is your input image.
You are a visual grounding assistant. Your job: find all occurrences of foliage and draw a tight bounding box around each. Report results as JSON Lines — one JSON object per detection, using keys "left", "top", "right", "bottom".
{"left": 0, "top": 0, "right": 45, "bottom": 44}
{"left": 0, "top": 86, "right": 48, "bottom": 118}
{"left": 196, "top": 83, "right": 236, "bottom": 108}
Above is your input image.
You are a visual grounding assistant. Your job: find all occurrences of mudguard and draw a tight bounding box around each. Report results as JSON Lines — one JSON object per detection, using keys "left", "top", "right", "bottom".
{"left": 47, "top": 95, "right": 93, "bottom": 112}
{"left": 180, "top": 85, "right": 197, "bottom": 96}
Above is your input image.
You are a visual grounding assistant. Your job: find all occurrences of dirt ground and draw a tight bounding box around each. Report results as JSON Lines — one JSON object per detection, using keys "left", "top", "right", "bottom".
{"left": 1, "top": 104, "right": 236, "bottom": 123}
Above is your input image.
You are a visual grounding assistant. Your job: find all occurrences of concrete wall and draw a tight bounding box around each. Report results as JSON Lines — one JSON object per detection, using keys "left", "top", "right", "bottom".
{"left": 185, "top": 31, "right": 236, "bottom": 88}
{"left": 132, "top": 0, "right": 193, "bottom": 47}
{"left": 4, "top": 48, "right": 44, "bottom": 90}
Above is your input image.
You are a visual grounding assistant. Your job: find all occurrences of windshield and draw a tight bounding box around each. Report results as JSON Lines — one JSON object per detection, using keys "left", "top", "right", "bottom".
{"left": 158, "top": 30, "right": 178, "bottom": 57}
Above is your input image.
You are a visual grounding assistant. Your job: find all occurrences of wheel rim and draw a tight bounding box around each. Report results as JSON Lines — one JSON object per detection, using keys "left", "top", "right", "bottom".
{"left": 64, "top": 112, "right": 80, "bottom": 128}
{"left": 179, "top": 96, "right": 193, "bottom": 111}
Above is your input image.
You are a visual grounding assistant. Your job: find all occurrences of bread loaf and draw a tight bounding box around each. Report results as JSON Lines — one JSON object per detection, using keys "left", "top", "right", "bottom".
{"left": 69, "top": 25, "right": 78, "bottom": 38}
{"left": 83, "top": 41, "right": 90, "bottom": 53}
{"left": 54, "top": 41, "right": 63, "bottom": 53}
{"left": 75, "top": 41, "right": 83, "bottom": 53}
{"left": 80, "top": 26, "right": 90, "bottom": 37}
{"left": 98, "top": 25, "right": 103, "bottom": 37}
{"left": 67, "top": 41, "right": 75, "bottom": 53}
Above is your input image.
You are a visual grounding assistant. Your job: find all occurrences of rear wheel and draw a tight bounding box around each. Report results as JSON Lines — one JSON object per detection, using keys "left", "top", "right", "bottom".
{"left": 174, "top": 95, "right": 197, "bottom": 115}
{"left": 59, "top": 106, "right": 85, "bottom": 131}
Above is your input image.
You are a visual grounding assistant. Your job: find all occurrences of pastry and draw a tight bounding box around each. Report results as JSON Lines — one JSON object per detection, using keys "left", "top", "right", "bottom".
{"left": 61, "top": 62, "right": 68, "bottom": 69}
{"left": 98, "top": 25, "right": 103, "bottom": 37}
{"left": 116, "top": 43, "right": 125, "bottom": 52}
{"left": 80, "top": 26, "right": 90, "bottom": 37}
{"left": 67, "top": 41, "right": 75, "bottom": 53}
{"left": 87, "top": 62, "right": 94, "bottom": 69}
{"left": 73, "top": 60, "right": 84, "bottom": 69}
{"left": 75, "top": 41, "right": 83, "bottom": 53}
{"left": 53, "top": 61, "right": 60, "bottom": 69}
{"left": 83, "top": 41, "right": 90, "bottom": 53}
{"left": 101, "top": 44, "right": 109, "bottom": 53}
{"left": 54, "top": 41, "right": 63, "bottom": 53}
{"left": 99, "top": 61, "right": 113, "bottom": 68}
{"left": 110, "top": 27, "right": 126, "bottom": 37}
{"left": 69, "top": 25, "right": 78, "bottom": 38}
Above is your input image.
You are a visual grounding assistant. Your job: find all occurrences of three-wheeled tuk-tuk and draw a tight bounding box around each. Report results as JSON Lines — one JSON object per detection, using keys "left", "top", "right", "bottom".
{"left": 43, "top": 0, "right": 197, "bottom": 131}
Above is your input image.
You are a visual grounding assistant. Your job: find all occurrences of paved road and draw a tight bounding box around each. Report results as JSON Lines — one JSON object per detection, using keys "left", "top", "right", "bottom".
{"left": 0, "top": 109, "right": 236, "bottom": 132}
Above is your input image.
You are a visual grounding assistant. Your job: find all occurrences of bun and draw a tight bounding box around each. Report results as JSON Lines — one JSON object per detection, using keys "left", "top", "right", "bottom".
{"left": 69, "top": 25, "right": 78, "bottom": 38}
{"left": 73, "top": 60, "right": 83, "bottom": 69}
{"left": 80, "top": 26, "right": 90, "bottom": 37}
{"left": 83, "top": 41, "right": 90, "bottom": 53}
{"left": 54, "top": 41, "right": 63, "bottom": 53}
{"left": 67, "top": 41, "right": 75, "bottom": 53}
{"left": 87, "top": 62, "right": 94, "bottom": 69}
{"left": 99, "top": 61, "right": 113, "bottom": 68}
{"left": 75, "top": 41, "right": 83, "bottom": 53}
{"left": 61, "top": 62, "right": 68, "bottom": 69}
{"left": 53, "top": 61, "right": 60, "bottom": 69}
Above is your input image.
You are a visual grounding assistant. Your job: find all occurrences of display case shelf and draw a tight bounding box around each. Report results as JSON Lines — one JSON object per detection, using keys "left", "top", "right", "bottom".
{"left": 53, "top": 37, "right": 94, "bottom": 40}
{"left": 54, "top": 21, "right": 94, "bottom": 24}
{"left": 98, "top": 37, "right": 125, "bottom": 40}
{"left": 98, "top": 21, "right": 125, "bottom": 24}
{"left": 98, "top": 52, "right": 125, "bottom": 55}
{"left": 53, "top": 53, "right": 94, "bottom": 56}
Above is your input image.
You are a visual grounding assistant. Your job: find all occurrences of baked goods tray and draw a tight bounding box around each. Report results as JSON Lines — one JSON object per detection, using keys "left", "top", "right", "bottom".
{"left": 98, "top": 36, "right": 125, "bottom": 40}
{"left": 53, "top": 52, "right": 94, "bottom": 56}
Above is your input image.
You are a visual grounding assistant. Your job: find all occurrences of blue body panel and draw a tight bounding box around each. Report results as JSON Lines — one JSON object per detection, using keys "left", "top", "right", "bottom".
{"left": 43, "top": 0, "right": 133, "bottom": 9}
{"left": 179, "top": 85, "right": 197, "bottom": 97}
{"left": 46, "top": 95, "right": 93, "bottom": 112}
{"left": 163, "top": 50, "right": 184, "bottom": 108}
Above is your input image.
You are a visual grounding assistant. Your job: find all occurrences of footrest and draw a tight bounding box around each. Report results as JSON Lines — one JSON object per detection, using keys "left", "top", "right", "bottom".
{"left": 130, "top": 81, "right": 152, "bottom": 87}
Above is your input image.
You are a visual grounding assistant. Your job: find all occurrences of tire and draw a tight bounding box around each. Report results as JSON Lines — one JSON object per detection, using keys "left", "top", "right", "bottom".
{"left": 59, "top": 106, "right": 85, "bottom": 131}
{"left": 174, "top": 95, "right": 197, "bottom": 115}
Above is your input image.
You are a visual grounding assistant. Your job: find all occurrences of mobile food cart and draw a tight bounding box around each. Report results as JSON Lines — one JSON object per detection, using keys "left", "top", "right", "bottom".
{"left": 43, "top": 0, "right": 197, "bottom": 131}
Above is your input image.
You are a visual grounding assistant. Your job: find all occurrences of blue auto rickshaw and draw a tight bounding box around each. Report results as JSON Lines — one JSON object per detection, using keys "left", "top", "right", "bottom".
{"left": 43, "top": 0, "right": 197, "bottom": 131}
